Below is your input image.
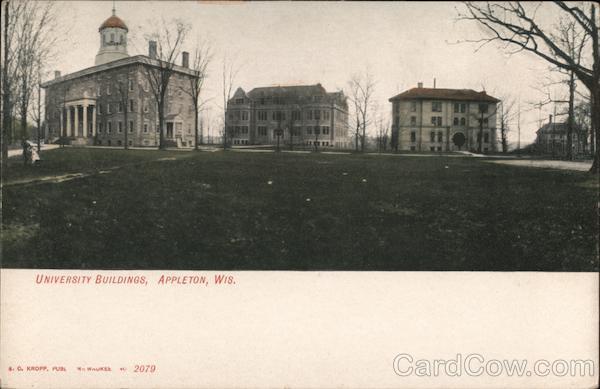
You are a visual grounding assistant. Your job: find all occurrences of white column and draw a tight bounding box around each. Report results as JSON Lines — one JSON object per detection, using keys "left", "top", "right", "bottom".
{"left": 66, "top": 106, "right": 71, "bottom": 137}
{"left": 83, "top": 103, "right": 88, "bottom": 137}
{"left": 74, "top": 105, "right": 79, "bottom": 137}
{"left": 92, "top": 105, "right": 97, "bottom": 136}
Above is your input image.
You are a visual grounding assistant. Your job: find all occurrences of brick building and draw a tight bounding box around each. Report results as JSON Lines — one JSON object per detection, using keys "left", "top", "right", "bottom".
{"left": 226, "top": 84, "right": 350, "bottom": 149}
{"left": 389, "top": 83, "right": 500, "bottom": 153}
{"left": 41, "top": 9, "right": 198, "bottom": 148}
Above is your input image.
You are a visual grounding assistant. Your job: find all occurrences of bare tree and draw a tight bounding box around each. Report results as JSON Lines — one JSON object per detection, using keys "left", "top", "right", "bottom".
{"left": 348, "top": 69, "right": 376, "bottom": 152}
{"left": 459, "top": 1, "right": 600, "bottom": 171}
{"left": 221, "top": 54, "right": 240, "bottom": 150}
{"left": 376, "top": 113, "right": 390, "bottom": 153}
{"left": 142, "top": 19, "right": 190, "bottom": 150}
{"left": 181, "top": 39, "right": 212, "bottom": 150}
{"left": 498, "top": 97, "right": 517, "bottom": 153}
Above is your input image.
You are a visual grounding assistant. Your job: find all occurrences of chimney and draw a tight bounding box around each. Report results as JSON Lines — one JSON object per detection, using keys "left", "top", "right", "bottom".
{"left": 182, "top": 51, "right": 189, "bottom": 68}
{"left": 549, "top": 114, "right": 553, "bottom": 124}
{"left": 148, "top": 41, "right": 157, "bottom": 59}
{"left": 54, "top": 70, "right": 61, "bottom": 79}
{"left": 417, "top": 82, "right": 423, "bottom": 88}
{"left": 433, "top": 78, "right": 436, "bottom": 88}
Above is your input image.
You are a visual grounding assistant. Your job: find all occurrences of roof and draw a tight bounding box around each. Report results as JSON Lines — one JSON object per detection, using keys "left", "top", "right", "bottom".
{"left": 389, "top": 87, "right": 500, "bottom": 103}
{"left": 537, "top": 122, "right": 581, "bottom": 134}
{"left": 99, "top": 15, "right": 128, "bottom": 31}
{"left": 247, "top": 84, "right": 328, "bottom": 99}
{"left": 41, "top": 55, "right": 198, "bottom": 88}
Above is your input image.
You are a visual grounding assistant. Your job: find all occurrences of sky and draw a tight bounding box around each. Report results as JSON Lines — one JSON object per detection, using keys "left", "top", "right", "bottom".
{"left": 45, "top": 1, "right": 571, "bottom": 146}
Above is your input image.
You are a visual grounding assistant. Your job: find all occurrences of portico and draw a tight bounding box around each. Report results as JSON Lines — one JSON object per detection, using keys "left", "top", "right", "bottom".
{"left": 62, "top": 98, "right": 97, "bottom": 139}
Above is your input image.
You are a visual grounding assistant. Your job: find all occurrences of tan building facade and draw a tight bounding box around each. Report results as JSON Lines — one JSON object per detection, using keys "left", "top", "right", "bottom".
{"left": 535, "top": 115, "right": 587, "bottom": 156}
{"left": 42, "top": 11, "right": 198, "bottom": 148}
{"left": 389, "top": 84, "right": 500, "bottom": 153}
{"left": 226, "top": 84, "right": 350, "bottom": 149}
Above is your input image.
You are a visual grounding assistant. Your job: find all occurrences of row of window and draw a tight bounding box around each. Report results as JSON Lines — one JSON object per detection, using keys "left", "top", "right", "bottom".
{"left": 97, "top": 81, "right": 183, "bottom": 97}
{"left": 230, "top": 126, "right": 331, "bottom": 137}
{"left": 405, "top": 116, "right": 490, "bottom": 127}
{"left": 409, "top": 146, "right": 489, "bottom": 152}
{"left": 96, "top": 121, "right": 192, "bottom": 135}
{"left": 97, "top": 100, "right": 139, "bottom": 115}
{"left": 229, "top": 109, "right": 331, "bottom": 121}
{"left": 409, "top": 131, "right": 490, "bottom": 143}
{"left": 405, "top": 101, "right": 490, "bottom": 114}
{"left": 234, "top": 96, "right": 328, "bottom": 105}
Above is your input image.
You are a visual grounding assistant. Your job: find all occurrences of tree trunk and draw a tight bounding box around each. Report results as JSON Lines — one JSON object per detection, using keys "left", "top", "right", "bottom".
{"left": 567, "top": 71, "right": 575, "bottom": 160}
{"left": 1, "top": 1, "right": 10, "bottom": 167}
{"left": 194, "top": 103, "right": 198, "bottom": 151}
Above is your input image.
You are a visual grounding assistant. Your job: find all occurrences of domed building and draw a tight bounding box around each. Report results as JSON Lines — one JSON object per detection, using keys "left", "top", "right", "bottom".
{"left": 42, "top": 8, "right": 198, "bottom": 148}
{"left": 95, "top": 8, "right": 130, "bottom": 65}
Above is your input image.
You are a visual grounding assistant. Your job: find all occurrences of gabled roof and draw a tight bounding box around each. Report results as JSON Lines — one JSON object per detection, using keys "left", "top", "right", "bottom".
{"left": 247, "top": 84, "right": 328, "bottom": 99}
{"left": 537, "top": 122, "right": 581, "bottom": 134}
{"left": 389, "top": 87, "right": 500, "bottom": 103}
{"left": 232, "top": 87, "right": 247, "bottom": 99}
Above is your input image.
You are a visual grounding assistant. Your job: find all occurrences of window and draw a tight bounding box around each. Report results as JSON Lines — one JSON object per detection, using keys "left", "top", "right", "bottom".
{"left": 118, "top": 121, "right": 123, "bottom": 133}
{"left": 314, "top": 110, "right": 321, "bottom": 120}
{"left": 107, "top": 103, "right": 111, "bottom": 114}
{"left": 235, "top": 98, "right": 244, "bottom": 104}
{"left": 306, "top": 110, "right": 313, "bottom": 120}
{"left": 187, "top": 125, "right": 191, "bottom": 134}
{"left": 437, "top": 147, "right": 442, "bottom": 151}
{"left": 484, "top": 132, "right": 489, "bottom": 143}
{"left": 410, "top": 116, "right": 417, "bottom": 126}
{"left": 483, "top": 118, "right": 489, "bottom": 125}
{"left": 454, "top": 103, "right": 466, "bottom": 113}
{"left": 479, "top": 104, "right": 489, "bottom": 113}
{"left": 410, "top": 101, "right": 417, "bottom": 112}
{"left": 292, "top": 111, "right": 301, "bottom": 121}
{"left": 430, "top": 146, "right": 435, "bottom": 151}
{"left": 324, "top": 111, "right": 330, "bottom": 120}
{"left": 98, "top": 104, "right": 103, "bottom": 115}
{"left": 144, "top": 123, "right": 148, "bottom": 133}
{"left": 129, "top": 121, "right": 134, "bottom": 133}
{"left": 306, "top": 127, "right": 312, "bottom": 135}
{"left": 117, "top": 140, "right": 122, "bottom": 146}
{"left": 176, "top": 123, "right": 182, "bottom": 133}
{"left": 241, "top": 111, "right": 249, "bottom": 121}
{"left": 437, "top": 131, "right": 443, "bottom": 142}
{"left": 241, "top": 126, "right": 249, "bottom": 134}
{"left": 432, "top": 101, "right": 442, "bottom": 112}
{"left": 129, "top": 99, "right": 134, "bottom": 112}
{"left": 322, "top": 126, "right": 330, "bottom": 135}
{"left": 410, "top": 131, "right": 416, "bottom": 142}
{"left": 144, "top": 104, "right": 148, "bottom": 113}
{"left": 128, "top": 80, "right": 134, "bottom": 91}
{"left": 258, "top": 111, "right": 267, "bottom": 121}
{"left": 258, "top": 126, "right": 267, "bottom": 136}
{"left": 460, "top": 117, "right": 466, "bottom": 126}
{"left": 110, "top": 33, "right": 115, "bottom": 42}
{"left": 128, "top": 140, "right": 133, "bottom": 146}
{"left": 314, "top": 126, "right": 320, "bottom": 135}
{"left": 108, "top": 122, "right": 112, "bottom": 133}
{"left": 118, "top": 102, "right": 123, "bottom": 113}
{"left": 97, "top": 86, "right": 101, "bottom": 96}
{"left": 106, "top": 85, "right": 111, "bottom": 95}
{"left": 234, "top": 111, "right": 240, "bottom": 120}
{"left": 430, "top": 132, "right": 436, "bottom": 142}
{"left": 410, "top": 146, "right": 416, "bottom": 151}
{"left": 431, "top": 116, "right": 442, "bottom": 126}
{"left": 98, "top": 123, "right": 103, "bottom": 133}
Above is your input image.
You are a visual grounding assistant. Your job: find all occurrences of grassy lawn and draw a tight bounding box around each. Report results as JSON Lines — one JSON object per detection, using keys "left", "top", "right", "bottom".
{"left": 2, "top": 148, "right": 598, "bottom": 270}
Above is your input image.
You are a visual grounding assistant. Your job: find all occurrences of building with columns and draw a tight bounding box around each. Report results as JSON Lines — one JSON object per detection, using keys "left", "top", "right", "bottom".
{"left": 226, "top": 84, "right": 350, "bottom": 149}
{"left": 389, "top": 83, "right": 500, "bottom": 153}
{"left": 42, "top": 8, "right": 198, "bottom": 148}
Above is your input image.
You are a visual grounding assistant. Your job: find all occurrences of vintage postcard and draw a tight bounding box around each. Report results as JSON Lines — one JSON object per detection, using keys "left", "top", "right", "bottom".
{"left": 1, "top": 1, "right": 598, "bottom": 388}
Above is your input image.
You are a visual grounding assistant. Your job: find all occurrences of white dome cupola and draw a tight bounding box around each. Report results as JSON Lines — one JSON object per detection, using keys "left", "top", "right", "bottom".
{"left": 95, "top": 6, "right": 129, "bottom": 66}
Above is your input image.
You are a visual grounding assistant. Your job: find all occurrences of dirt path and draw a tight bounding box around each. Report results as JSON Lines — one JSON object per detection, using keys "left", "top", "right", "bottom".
{"left": 485, "top": 159, "right": 593, "bottom": 172}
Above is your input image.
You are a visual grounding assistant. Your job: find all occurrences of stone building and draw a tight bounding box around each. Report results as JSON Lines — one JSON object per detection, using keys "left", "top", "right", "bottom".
{"left": 389, "top": 83, "right": 500, "bottom": 153}
{"left": 225, "top": 84, "right": 350, "bottom": 149}
{"left": 42, "top": 9, "right": 198, "bottom": 148}
{"left": 535, "top": 115, "right": 586, "bottom": 156}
